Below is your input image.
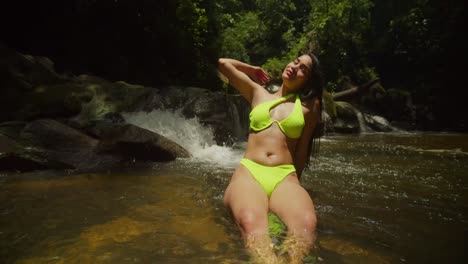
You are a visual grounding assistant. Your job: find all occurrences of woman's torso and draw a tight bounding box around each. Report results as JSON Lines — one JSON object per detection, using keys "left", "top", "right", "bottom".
{"left": 243, "top": 91, "right": 305, "bottom": 166}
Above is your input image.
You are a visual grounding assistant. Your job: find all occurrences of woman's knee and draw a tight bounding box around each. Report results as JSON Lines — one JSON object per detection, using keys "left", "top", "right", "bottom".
{"left": 302, "top": 210, "right": 317, "bottom": 231}
{"left": 236, "top": 208, "right": 268, "bottom": 235}
{"left": 289, "top": 210, "right": 317, "bottom": 234}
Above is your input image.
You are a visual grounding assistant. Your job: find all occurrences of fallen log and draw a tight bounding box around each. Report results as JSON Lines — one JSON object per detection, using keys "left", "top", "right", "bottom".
{"left": 332, "top": 79, "right": 380, "bottom": 101}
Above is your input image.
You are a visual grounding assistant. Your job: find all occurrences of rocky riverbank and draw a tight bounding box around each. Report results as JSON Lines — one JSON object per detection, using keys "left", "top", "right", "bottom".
{"left": 0, "top": 45, "right": 425, "bottom": 172}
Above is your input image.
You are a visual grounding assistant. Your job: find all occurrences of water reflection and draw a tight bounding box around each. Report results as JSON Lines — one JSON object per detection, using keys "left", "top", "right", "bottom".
{"left": 0, "top": 133, "right": 467, "bottom": 263}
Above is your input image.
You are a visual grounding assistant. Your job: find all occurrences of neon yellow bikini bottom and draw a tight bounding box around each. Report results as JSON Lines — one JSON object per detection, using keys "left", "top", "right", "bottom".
{"left": 240, "top": 158, "right": 296, "bottom": 197}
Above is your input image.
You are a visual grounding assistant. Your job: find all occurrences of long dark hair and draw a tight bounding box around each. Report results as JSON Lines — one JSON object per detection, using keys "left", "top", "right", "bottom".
{"left": 299, "top": 52, "right": 324, "bottom": 175}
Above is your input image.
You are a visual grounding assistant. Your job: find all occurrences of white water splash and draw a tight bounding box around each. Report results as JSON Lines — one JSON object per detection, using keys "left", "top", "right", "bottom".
{"left": 122, "top": 110, "right": 244, "bottom": 168}
{"left": 354, "top": 109, "right": 369, "bottom": 133}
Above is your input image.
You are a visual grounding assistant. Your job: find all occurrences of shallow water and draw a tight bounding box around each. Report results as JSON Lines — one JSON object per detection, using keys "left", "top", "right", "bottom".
{"left": 1, "top": 133, "right": 467, "bottom": 263}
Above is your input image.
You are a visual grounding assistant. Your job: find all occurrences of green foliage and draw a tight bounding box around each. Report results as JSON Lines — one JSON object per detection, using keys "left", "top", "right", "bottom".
{"left": 9, "top": 0, "right": 465, "bottom": 128}
{"left": 173, "top": 0, "right": 220, "bottom": 85}
{"left": 306, "top": 0, "right": 375, "bottom": 86}
{"left": 218, "top": 0, "right": 382, "bottom": 89}
{"left": 268, "top": 212, "right": 286, "bottom": 238}
{"left": 218, "top": 0, "right": 311, "bottom": 66}
{"left": 177, "top": 0, "right": 208, "bottom": 48}
{"left": 219, "top": 12, "right": 264, "bottom": 62}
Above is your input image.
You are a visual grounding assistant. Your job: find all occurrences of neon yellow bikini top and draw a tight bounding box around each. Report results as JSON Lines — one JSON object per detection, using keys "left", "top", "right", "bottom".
{"left": 249, "top": 93, "right": 305, "bottom": 139}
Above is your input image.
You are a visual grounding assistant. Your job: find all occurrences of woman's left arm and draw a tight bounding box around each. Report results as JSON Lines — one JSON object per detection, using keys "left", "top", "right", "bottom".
{"left": 294, "top": 98, "right": 321, "bottom": 177}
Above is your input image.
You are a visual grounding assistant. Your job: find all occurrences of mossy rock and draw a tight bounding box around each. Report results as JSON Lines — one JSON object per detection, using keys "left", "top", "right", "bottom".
{"left": 322, "top": 91, "right": 337, "bottom": 120}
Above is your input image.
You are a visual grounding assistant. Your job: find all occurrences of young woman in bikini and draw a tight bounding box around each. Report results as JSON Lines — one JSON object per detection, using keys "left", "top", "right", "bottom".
{"left": 218, "top": 53, "right": 323, "bottom": 263}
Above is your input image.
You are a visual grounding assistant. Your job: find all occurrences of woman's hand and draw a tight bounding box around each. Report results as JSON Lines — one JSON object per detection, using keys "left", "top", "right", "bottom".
{"left": 249, "top": 67, "right": 270, "bottom": 86}
{"left": 218, "top": 58, "right": 269, "bottom": 102}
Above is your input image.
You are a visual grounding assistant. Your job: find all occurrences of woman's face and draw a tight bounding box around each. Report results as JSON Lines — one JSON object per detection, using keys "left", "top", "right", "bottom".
{"left": 282, "top": 54, "right": 313, "bottom": 91}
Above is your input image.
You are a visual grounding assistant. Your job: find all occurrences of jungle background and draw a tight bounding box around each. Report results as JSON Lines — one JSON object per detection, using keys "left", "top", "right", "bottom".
{"left": 1, "top": 0, "right": 466, "bottom": 131}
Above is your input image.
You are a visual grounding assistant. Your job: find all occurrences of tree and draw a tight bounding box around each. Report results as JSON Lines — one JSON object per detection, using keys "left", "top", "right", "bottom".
{"left": 306, "top": 0, "right": 375, "bottom": 89}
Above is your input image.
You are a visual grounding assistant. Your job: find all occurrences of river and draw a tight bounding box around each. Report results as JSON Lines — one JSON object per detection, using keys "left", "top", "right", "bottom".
{"left": 0, "top": 110, "right": 466, "bottom": 263}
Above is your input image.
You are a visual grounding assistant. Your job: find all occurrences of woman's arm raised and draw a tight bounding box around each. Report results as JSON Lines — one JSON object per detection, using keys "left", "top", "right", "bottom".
{"left": 218, "top": 58, "right": 269, "bottom": 103}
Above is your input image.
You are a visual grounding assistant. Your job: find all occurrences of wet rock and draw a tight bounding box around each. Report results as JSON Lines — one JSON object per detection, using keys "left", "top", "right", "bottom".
{"left": 72, "top": 79, "right": 157, "bottom": 122}
{"left": 95, "top": 123, "right": 191, "bottom": 161}
{"left": 0, "top": 130, "right": 74, "bottom": 172}
{"left": 323, "top": 91, "right": 337, "bottom": 120}
{"left": 363, "top": 114, "right": 393, "bottom": 132}
{"left": 15, "top": 119, "right": 116, "bottom": 170}
{"left": 102, "top": 112, "right": 125, "bottom": 124}
{"left": 0, "top": 46, "right": 241, "bottom": 143}
{"left": 0, "top": 134, "right": 17, "bottom": 153}
{"left": 0, "top": 118, "right": 191, "bottom": 172}
{"left": 0, "top": 45, "right": 89, "bottom": 122}
{"left": 181, "top": 91, "right": 235, "bottom": 144}
{"left": 0, "top": 151, "right": 74, "bottom": 172}
{"left": 20, "top": 119, "right": 99, "bottom": 152}
{"left": 0, "top": 121, "right": 27, "bottom": 140}
{"left": 328, "top": 101, "right": 396, "bottom": 133}
{"left": 332, "top": 102, "right": 360, "bottom": 133}
{"left": 159, "top": 86, "right": 246, "bottom": 144}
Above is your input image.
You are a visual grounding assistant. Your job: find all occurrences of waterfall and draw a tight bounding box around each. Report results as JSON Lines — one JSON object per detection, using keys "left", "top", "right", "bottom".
{"left": 122, "top": 110, "right": 244, "bottom": 167}
{"left": 354, "top": 109, "right": 369, "bottom": 133}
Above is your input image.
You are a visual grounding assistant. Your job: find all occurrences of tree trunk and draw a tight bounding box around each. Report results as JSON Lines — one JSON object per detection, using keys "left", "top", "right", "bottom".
{"left": 332, "top": 79, "right": 380, "bottom": 101}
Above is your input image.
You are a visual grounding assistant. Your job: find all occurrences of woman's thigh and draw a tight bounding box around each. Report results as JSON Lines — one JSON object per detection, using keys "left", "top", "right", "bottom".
{"left": 224, "top": 165, "right": 269, "bottom": 225}
{"left": 268, "top": 176, "right": 316, "bottom": 230}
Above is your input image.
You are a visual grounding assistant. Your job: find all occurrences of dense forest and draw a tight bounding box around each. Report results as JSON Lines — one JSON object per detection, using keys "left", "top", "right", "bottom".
{"left": 1, "top": 0, "right": 466, "bottom": 131}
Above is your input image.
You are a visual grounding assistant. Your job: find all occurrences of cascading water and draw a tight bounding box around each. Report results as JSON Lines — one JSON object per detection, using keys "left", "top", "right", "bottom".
{"left": 354, "top": 108, "right": 369, "bottom": 133}
{"left": 122, "top": 109, "right": 245, "bottom": 168}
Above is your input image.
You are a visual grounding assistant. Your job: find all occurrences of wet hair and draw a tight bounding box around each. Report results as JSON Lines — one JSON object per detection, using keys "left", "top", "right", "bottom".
{"left": 298, "top": 52, "right": 324, "bottom": 176}
{"left": 299, "top": 53, "right": 324, "bottom": 101}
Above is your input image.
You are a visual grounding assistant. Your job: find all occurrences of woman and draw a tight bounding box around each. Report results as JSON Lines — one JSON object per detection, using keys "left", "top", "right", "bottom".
{"left": 218, "top": 53, "right": 323, "bottom": 263}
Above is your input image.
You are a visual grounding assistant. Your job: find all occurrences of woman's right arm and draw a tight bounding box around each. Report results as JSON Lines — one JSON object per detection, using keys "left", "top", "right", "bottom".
{"left": 218, "top": 58, "right": 269, "bottom": 103}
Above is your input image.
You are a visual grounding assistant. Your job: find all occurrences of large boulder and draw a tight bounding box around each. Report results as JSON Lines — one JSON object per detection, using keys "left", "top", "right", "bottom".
{"left": 0, "top": 45, "right": 88, "bottom": 122}
{"left": 158, "top": 86, "right": 249, "bottom": 144}
{"left": 181, "top": 89, "right": 237, "bottom": 144}
{"left": 20, "top": 119, "right": 99, "bottom": 152}
{"left": 332, "top": 102, "right": 361, "bottom": 133}
{"left": 0, "top": 121, "right": 27, "bottom": 140}
{"left": 0, "top": 132, "right": 74, "bottom": 172}
{"left": 95, "top": 123, "right": 191, "bottom": 161}
{"left": 0, "top": 119, "right": 192, "bottom": 172}
{"left": 0, "top": 47, "right": 251, "bottom": 146}
{"left": 17, "top": 119, "right": 110, "bottom": 170}
{"left": 0, "top": 134, "right": 17, "bottom": 154}
{"left": 0, "top": 152, "right": 74, "bottom": 172}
